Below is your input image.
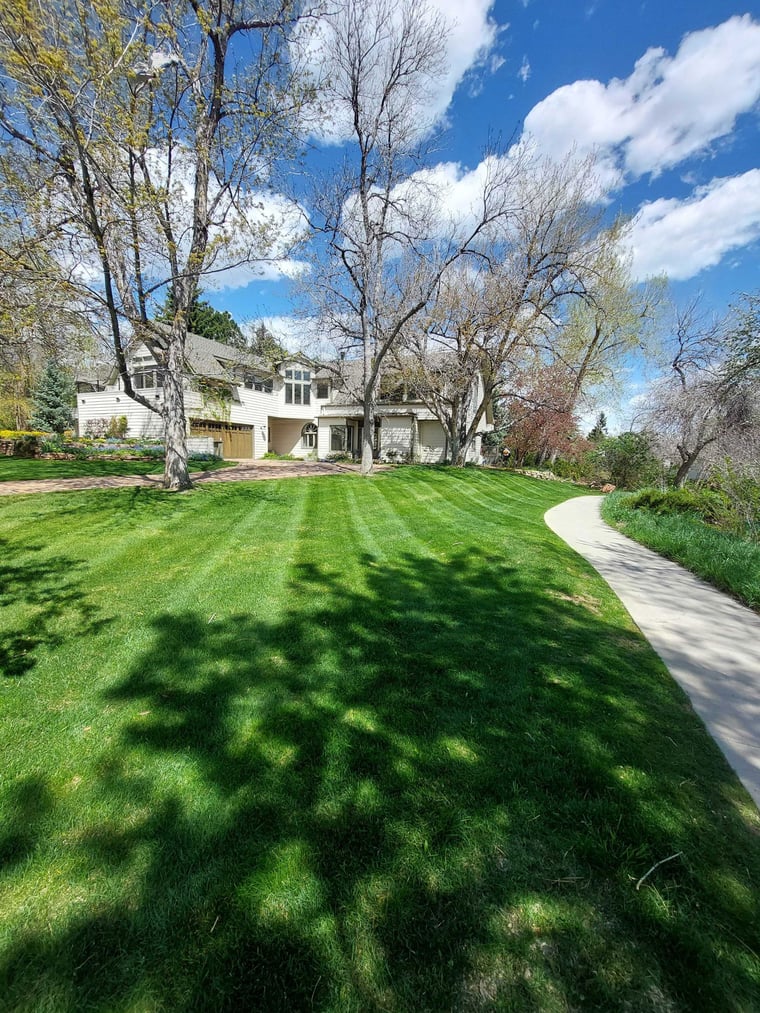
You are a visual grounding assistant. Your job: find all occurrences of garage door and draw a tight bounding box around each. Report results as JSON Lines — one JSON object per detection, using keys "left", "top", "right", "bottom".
{"left": 418, "top": 420, "right": 447, "bottom": 463}
{"left": 189, "top": 421, "right": 253, "bottom": 458}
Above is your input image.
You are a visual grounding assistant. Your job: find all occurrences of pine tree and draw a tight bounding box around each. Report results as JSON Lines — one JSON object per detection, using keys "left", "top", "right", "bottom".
{"left": 28, "top": 362, "right": 75, "bottom": 434}
{"left": 248, "top": 322, "right": 286, "bottom": 364}
{"left": 158, "top": 287, "right": 245, "bottom": 349}
{"left": 588, "top": 411, "right": 608, "bottom": 442}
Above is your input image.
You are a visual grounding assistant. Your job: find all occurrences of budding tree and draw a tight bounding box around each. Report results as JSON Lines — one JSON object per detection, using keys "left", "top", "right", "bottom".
{"left": 0, "top": 0, "right": 308, "bottom": 488}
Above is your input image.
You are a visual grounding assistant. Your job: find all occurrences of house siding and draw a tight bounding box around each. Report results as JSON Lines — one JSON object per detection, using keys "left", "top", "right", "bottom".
{"left": 380, "top": 416, "right": 414, "bottom": 461}
{"left": 77, "top": 391, "right": 164, "bottom": 438}
{"left": 76, "top": 340, "right": 491, "bottom": 464}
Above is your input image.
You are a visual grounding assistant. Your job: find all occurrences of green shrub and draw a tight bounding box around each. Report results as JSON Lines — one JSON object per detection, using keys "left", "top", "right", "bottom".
{"left": 628, "top": 486, "right": 730, "bottom": 525}
{"left": 597, "top": 432, "right": 660, "bottom": 490}
{"left": 106, "top": 415, "right": 129, "bottom": 438}
{"left": 707, "top": 461, "right": 760, "bottom": 541}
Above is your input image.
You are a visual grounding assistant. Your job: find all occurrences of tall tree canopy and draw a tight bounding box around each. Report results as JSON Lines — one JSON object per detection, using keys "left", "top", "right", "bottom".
{"left": 0, "top": 0, "right": 308, "bottom": 488}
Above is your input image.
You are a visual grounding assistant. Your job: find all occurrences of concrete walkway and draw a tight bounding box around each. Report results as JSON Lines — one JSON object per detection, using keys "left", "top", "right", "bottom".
{"left": 545, "top": 495, "right": 760, "bottom": 809}
{"left": 0, "top": 458, "right": 366, "bottom": 496}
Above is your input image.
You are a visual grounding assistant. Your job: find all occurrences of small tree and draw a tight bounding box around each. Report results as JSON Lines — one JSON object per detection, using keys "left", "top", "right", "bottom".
{"left": 588, "top": 412, "right": 608, "bottom": 442}
{"left": 28, "top": 361, "right": 75, "bottom": 434}
{"left": 597, "top": 431, "right": 659, "bottom": 490}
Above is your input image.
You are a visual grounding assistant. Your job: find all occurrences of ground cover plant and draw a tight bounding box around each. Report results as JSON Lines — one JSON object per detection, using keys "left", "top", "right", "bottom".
{"left": 0, "top": 456, "right": 233, "bottom": 482}
{"left": 602, "top": 490, "right": 760, "bottom": 612}
{"left": 1, "top": 468, "right": 758, "bottom": 1011}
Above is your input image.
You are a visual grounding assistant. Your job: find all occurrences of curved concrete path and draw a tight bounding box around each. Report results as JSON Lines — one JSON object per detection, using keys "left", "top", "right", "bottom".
{"left": 545, "top": 495, "right": 760, "bottom": 809}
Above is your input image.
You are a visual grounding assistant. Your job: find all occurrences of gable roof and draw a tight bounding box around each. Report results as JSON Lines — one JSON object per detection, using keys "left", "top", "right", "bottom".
{"left": 183, "top": 332, "right": 264, "bottom": 379}
{"left": 141, "top": 328, "right": 274, "bottom": 380}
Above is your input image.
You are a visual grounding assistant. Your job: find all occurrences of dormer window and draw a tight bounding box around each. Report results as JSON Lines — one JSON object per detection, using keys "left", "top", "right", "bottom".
{"left": 242, "top": 373, "right": 273, "bottom": 393}
{"left": 132, "top": 367, "right": 164, "bottom": 390}
{"left": 284, "top": 368, "right": 311, "bottom": 405}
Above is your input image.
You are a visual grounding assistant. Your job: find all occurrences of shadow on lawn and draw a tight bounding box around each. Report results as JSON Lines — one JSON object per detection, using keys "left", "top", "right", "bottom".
{"left": 2, "top": 545, "right": 758, "bottom": 1010}
{"left": 0, "top": 538, "right": 109, "bottom": 677}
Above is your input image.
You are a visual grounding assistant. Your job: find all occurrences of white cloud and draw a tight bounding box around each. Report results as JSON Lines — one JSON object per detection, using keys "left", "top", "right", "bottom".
{"left": 518, "top": 55, "right": 531, "bottom": 83}
{"left": 628, "top": 170, "right": 760, "bottom": 281}
{"left": 523, "top": 15, "right": 760, "bottom": 183}
{"left": 299, "top": 0, "right": 503, "bottom": 144}
{"left": 245, "top": 315, "right": 315, "bottom": 353}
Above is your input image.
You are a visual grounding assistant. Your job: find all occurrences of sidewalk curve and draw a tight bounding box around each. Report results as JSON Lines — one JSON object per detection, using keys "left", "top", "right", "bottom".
{"left": 545, "top": 494, "right": 760, "bottom": 809}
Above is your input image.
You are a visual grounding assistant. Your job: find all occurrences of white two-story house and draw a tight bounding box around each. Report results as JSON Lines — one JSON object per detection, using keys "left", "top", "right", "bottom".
{"left": 76, "top": 332, "right": 491, "bottom": 463}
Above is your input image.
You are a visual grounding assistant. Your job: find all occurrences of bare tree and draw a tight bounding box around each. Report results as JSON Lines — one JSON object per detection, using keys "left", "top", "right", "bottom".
{"left": 305, "top": 0, "right": 515, "bottom": 474}
{"left": 0, "top": 0, "right": 308, "bottom": 488}
{"left": 399, "top": 151, "right": 607, "bottom": 465}
{"left": 639, "top": 299, "right": 757, "bottom": 486}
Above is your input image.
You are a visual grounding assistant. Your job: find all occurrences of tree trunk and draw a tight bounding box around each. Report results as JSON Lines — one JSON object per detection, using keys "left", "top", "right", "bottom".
{"left": 361, "top": 397, "right": 375, "bottom": 475}
{"left": 162, "top": 325, "right": 191, "bottom": 491}
{"left": 449, "top": 429, "right": 462, "bottom": 467}
{"left": 674, "top": 454, "right": 698, "bottom": 488}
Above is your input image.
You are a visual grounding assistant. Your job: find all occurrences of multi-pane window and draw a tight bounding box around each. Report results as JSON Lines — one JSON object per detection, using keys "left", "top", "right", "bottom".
{"left": 301, "top": 423, "right": 318, "bottom": 449}
{"left": 284, "top": 368, "right": 311, "bottom": 405}
{"left": 132, "top": 367, "right": 164, "bottom": 390}
{"left": 316, "top": 381, "right": 329, "bottom": 400}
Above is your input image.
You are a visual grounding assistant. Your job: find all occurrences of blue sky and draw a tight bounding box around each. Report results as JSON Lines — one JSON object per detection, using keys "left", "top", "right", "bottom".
{"left": 208, "top": 0, "right": 760, "bottom": 341}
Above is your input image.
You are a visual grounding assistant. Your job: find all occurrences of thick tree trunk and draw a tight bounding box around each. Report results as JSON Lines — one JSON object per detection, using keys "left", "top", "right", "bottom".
{"left": 162, "top": 325, "right": 191, "bottom": 491}
{"left": 361, "top": 397, "right": 375, "bottom": 475}
{"left": 674, "top": 454, "right": 698, "bottom": 488}
{"left": 361, "top": 332, "right": 376, "bottom": 476}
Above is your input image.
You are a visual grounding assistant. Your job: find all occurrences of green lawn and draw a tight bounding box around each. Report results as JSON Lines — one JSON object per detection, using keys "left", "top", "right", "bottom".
{"left": 1, "top": 468, "right": 758, "bottom": 1011}
{"left": 0, "top": 456, "right": 233, "bottom": 482}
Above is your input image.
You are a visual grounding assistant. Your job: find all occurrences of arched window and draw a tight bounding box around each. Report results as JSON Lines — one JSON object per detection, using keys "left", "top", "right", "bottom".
{"left": 301, "top": 422, "right": 318, "bottom": 449}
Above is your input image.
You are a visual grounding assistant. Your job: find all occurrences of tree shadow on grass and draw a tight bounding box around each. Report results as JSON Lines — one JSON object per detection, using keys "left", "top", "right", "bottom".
{"left": 0, "top": 538, "right": 110, "bottom": 677}
{"left": 1, "top": 547, "right": 758, "bottom": 1010}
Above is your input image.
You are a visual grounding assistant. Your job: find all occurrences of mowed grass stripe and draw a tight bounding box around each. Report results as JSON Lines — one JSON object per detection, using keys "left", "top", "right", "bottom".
{"left": 0, "top": 469, "right": 758, "bottom": 1012}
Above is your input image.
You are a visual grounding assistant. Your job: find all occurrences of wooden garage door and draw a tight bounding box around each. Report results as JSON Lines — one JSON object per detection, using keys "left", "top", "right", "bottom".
{"left": 190, "top": 421, "right": 253, "bottom": 458}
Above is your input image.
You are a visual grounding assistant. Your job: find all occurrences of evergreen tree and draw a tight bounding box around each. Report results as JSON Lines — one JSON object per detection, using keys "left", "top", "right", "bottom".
{"left": 28, "top": 361, "right": 75, "bottom": 433}
{"left": 248, "top": 322, "right": 286, "bottom": 364}
{"left": 588, "top": 411, "right": 608, "bottom": 442}
{"left": 158, "top": 287, "right": 245, "bottom": 349}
